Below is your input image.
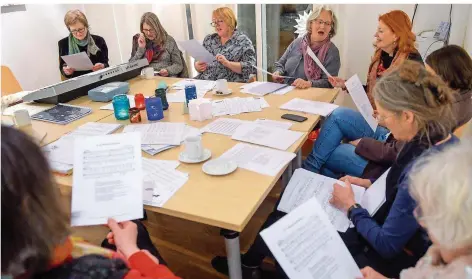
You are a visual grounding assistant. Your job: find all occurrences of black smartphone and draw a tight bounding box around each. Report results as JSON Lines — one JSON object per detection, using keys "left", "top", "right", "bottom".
{"left": 281, "top": 114, "right": 307, "bottom": 123}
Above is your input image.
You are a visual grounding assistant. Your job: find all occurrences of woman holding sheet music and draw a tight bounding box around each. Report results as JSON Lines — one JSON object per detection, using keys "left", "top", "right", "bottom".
{"left": 272, "top": 5, "right": 340, "bottom": 89}
{"left": 1, "top": 127, "right": 181, "bottom": 279}
{"left": 302, "top": 10, "right": 422, "bottom": 178}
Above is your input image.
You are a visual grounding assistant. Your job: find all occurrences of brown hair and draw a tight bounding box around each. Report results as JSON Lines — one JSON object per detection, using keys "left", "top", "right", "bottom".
{"left": 1, "top": 127, "right": 69, "bottom": 277}
{"left": 374, "top": 60, "right": 457, "bottom": 143}
{"left": 64, "top": 9, "right": 89, "bottom": 30}
{"left": 212, "top": 7, "right": 237, "bottom": 35}
{"left": 140, "top": 12, "right": 168, "bottom": 46}
{"left": 426, "top": 45, "right": 472, "bottom": 91}
{"left": 378, "top": 10, "right": 416, "bottom": 54}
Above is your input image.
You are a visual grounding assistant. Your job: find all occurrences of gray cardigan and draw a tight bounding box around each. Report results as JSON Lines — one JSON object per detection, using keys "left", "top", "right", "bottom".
{"left": 274, "top": 37, "right": 341, "bottom": 88}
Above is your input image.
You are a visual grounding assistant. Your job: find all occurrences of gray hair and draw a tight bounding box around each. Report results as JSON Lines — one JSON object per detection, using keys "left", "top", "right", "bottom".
{"left": 306, "top": 5, "right": 338, "bottom": 38}
{"left": 409, "top": 141, "right": 472, "bottom": 249}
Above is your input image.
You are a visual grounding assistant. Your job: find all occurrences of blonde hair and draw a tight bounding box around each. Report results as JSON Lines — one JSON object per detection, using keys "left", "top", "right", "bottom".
{"left": 374, "top": 60, "right": 457, "bottom": 144}
{"left": 409, "top": 141, "right": 472, "bottom": 249}
{"left": 306, "top": 5, "right": 338, "bottom": 38}
{"left": 212, "top": 7, "right": 237, "bottom": 35}
{"left": 140, "top": 12, "right": 168, "bottom": 46}
{"left": 64, "top": 9, "right": 89, "bottom": 30}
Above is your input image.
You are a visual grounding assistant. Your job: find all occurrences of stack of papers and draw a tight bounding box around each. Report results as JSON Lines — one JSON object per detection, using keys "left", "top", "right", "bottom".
{"left": 122, "top": 122, "right": 186, "bottom": 145}
{"left": 219, "top": 143, "right": 295, "bottom": 176}
{"left": 241, "top": 82, "right": 295, "bottom": 96}
{"left": 231, "top": 123, "right": 304, "bottom": 150}
{"left": 138, "top": 125, "right": 201, "bottom": 156}
{"left": 201, "top": 118, "right": 250, "bottom": 136}
{"left": 212, "top": 97, "right": 267, "bottom": 116}
{"left": 254, "top": 119, "right": 293, "bottom": 130}
{"left": 171, "top": 79, "right": 216, "bottom": 91}
{"left": 280, "top": 98, "right": 339, "bottom": 116}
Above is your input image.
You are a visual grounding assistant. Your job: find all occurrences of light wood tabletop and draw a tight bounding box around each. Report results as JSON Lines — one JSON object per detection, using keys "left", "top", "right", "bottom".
{"left": 49, "top": 76, "right": 338, "bottom": 231}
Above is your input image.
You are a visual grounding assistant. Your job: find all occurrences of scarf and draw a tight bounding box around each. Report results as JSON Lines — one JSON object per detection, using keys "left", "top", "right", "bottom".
{"left": 134, "top": 34, "right": 163, "bottom": 63}
{"left": 68, "top": 31, "right": 100, "bottom": 56}
{"left": 300, "top": 34, "right": 332, "bottom": 80}
{"left": 366, "top": 48, "right": 408, "bottom": 109}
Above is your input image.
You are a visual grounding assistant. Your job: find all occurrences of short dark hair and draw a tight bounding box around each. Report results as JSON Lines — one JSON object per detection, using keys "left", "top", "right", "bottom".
{"left": 426, "top": 45, "right": 472, "bottom": 91}
{"left": 1, "top": 126, "right": 69, "bottom": 277}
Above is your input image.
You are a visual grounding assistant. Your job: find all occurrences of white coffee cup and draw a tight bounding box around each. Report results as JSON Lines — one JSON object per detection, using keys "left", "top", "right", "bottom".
{"left": 13, "top": 109, "right": 31, "bottom": 127}
{"left": 215, "top": 79, "right": 229, "bottom": 94}
{"left": 141, "top": 67, "right": 154, "bottom": 79}
{"left": 184, "top": 136, "right": 203, "bottom": 160}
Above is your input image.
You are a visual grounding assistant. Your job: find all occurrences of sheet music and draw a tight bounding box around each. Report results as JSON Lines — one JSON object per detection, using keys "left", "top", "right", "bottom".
{"left": 306, "top": 46, "right": 332, "bottom": 77}
{"left": 277, "top": 169, "right": 365, "bottom": 232}
{"left": 261, "top": 196, "right": 362, "bottom": 279}
{"left": 171, "top": 79, "right": 216, "bottom": 91}
{"left": 141, "top": 144, "right": 174, "bottom": 156}
{"left": 142, "top": 167, "right": 188, "bottom": 208}
{"left": 61, "top": 52, "right": 94, "bottom": 71}
{"left": 280, "top": 98, "right": 339, "bottom": 116}
{"left": 345, "top": 74, "right": 378, "bottom": 132}
{"left": 69, "top": 122, "right": 122, "bottom": 136}
{"left": 361, "top": 168, "right": 389, "bottom": 215}
{"left": 177, "top": 39, "right": 216, "bottom": 63}
{"left": 201, "top": 118, "right": 250, "bottom": 136}
{"left": 142, "top": 158, "right": 180, "bottom": 173}
{"left": 123, "top": 123, "right": 186, "bottom": 145}
{"left": 71, "top": 133, "right": 143, "bottom": 226}
{"left": 219, "top": 143, "right": 295, "bottom": 176}
{"left": 254, "top": 119, "right": 293, "bottom": 130}
{"left": 241, "top": 82, "right": 295, "bottom": 96}
{"left": 212, "top": 98, "right": 263, "bottom": 117}
{"left": 232, "top": 123, "right": 303, "bottom": 150}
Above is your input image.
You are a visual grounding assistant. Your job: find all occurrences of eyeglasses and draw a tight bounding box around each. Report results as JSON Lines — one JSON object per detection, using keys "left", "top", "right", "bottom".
{"left": 210, "top": 20, "right": 224, "bottom": 27}
{"left": 142, "top": 28, "right": 155, "bottom": 34}
{"left": 313, "top": 19, "right": 332, "bottom": 27}
{"left": 70, "top": 27, "right": 86, "bottom": 35}
{"left": 375, "top": 113, "right": 396, "bottom": 123}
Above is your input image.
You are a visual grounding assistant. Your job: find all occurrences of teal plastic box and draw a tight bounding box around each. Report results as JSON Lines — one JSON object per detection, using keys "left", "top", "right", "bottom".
{"left": 88, "top": 82, "right": 130, "bottom": 102}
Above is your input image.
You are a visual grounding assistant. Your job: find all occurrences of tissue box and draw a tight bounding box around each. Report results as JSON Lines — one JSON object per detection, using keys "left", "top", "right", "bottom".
{"left": 88, "top": 82, "right": 129, "bottom": 102}
{"left": 189, "top": 98, "right": 212, "bottom": 122}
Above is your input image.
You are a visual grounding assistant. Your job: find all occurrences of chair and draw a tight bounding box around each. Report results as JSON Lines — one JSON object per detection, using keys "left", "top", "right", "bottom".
{"left": 1, "top": 66, "right": 22, "bottom": 96}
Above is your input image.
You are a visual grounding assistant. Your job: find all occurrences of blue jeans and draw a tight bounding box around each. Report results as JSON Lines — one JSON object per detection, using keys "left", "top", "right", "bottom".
{"left": 302, "top": 107, "right": 390, "bottom": 178}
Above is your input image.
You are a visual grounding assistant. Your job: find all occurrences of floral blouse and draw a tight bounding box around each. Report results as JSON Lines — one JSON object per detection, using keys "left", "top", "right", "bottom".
{"left": 195, "top": 29, "right": 256, "bottom": 82}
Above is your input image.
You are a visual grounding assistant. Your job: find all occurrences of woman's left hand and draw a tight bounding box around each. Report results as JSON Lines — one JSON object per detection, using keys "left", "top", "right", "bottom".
{"left": 216, "top": 54, "right": 229, "bottom": 67}
{"left": 291, "top": 78, "right": 312, "bottom": 89}
{"left": 330, "top": 179, "right": 356, "bottom": 211}
{"left": 159, "top": 69, "right": 169, "bottom": 77}
{"left": 358, "top": 267, "right": 388, "bottom": 279}
{"left": 92, "top": 63, "right": 105, "bottom": 71}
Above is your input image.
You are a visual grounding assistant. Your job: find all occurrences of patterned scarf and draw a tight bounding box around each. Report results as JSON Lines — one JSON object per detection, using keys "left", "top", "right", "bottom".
{"left": 68, "top": 31, "right": 100, "bottom": 56}
{"left": 300, "top": 34, "right": 332, "bottom": 80}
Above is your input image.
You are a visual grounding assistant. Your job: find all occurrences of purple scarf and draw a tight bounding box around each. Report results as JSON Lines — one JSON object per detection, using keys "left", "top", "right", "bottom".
{"left": 300, "top": 34, "right": 332, "bottom": 80}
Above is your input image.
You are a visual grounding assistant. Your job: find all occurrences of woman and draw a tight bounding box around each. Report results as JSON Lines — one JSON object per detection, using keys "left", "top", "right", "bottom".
{"left": 329, "top": 61, "right": 459, "bottom": 278}
{"left": 130, "top": 12, "right": 187, "bottom": 78}
{"left": 360, "top": 141, "right": 472, "bottom": 279}
{"left": 58, "top": 10, "right": 109, "bottom": 79}
{"left": 352, "top": 44, "right": 472, "bottom": 179}
{"left": 272, "top": 5, "right": 340, "bottom": 89}
{"left": 302, "top": 10, "right": 423, "bottom": 178}
{"left": 1, "top": 126, "right": 180, "bottom": 279}
{"left": 212, "top": 61, "right": 458, "bottom": 279}
{"left": 194, "top": 7, "right": 256, "bottom": 82}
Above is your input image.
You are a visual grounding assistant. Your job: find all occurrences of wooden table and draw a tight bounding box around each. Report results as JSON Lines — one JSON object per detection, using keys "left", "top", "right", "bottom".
{"left": 48, "top": 76, "right": 338, "bottom": 279}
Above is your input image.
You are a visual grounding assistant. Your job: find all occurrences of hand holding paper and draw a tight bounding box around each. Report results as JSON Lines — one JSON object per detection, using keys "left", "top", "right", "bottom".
{"left": 178, "top": 39, "right": 215, "bottom": 64}
{"left": 61, "top": 52, "right": 94, "bottom": 71}
{"left": 306, "top": 46, "right": 332, "bottom": 77}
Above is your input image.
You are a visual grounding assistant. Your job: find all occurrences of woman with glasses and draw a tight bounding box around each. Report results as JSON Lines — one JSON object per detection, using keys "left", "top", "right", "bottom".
{"left": 130, "top": 12, "right": 187, "bottom": 78}
{"left": 272, "top": 5, "right": 340, "bottom": 89}
{"left": 302, "top": 10, "right": 423, "bottom": 179}
{"left": 194, "top": 7, "right": 256, "bottom": 82}
{"left": 58, "top": 10, "right": 109, "bottom": 79}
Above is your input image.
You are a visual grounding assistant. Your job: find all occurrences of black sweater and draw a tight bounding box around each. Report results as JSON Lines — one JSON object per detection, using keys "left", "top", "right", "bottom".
{"left": 58, "top": 34, "right": 109, "bottom": 78}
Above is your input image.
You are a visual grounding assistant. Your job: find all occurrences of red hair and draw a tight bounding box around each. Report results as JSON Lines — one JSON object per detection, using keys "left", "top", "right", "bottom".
{"left": 378, "top": 10, "right": 416, "bottom": 54}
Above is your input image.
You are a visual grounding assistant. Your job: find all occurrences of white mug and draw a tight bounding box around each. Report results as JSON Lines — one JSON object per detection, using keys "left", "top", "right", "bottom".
{"left": 215, "top": 79, "right": 229, "bottom": 94}
{"left": 184, "top": 136, "right": 203, "bottom": 160}
{"left": 141, "top": 67, "right": 154, "bottom": 79}
{"left": 13, "top": 109, "right": 31, "bottom": 127}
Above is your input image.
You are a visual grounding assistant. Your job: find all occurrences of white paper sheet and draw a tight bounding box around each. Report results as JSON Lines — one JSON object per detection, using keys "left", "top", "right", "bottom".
{"left": 345, "top": 74, "right": 378, "bottom": 132}
{"left": 142, "top": 167, "right": 188, "bottom": 207}
{"left": 361, "top": 168, "right": 389, "bottom": 215}
{"left": 255, "top": 97, "right": 270, "bottom": 108}
{"left": 254, "top": 119, "right": 293, "bottom": 130}
{"left": 280, "top": 98, "right": 339, "bottom": 116}
{"left": 142, "top": 158, "right": 180, "bottom": 173}
{"left": 219, "top": 143, "right": 295, "bottom": 176}
{"left": 178, "top": 39, "right": 216, "bottom": 63}
{"left": 240, "top": 82, "right": 295, "bottom": 96}
{"left": 100, "top": 95, "right": 136, "bottom": 110}
{"left": 201, "top": 118, "right": 249, "bottom": 136}
{"left": 232, "top": 123, "right": 303, "bottom": 150}
{"left": 141, "top": 144, "right": 174, "bottom": 156}
{"left": 277, "top": 169, "right": 365, "bottom": 232}
{"left": 61, "top": 52, "right": 94, "bottom": 71}
{"left": 211, "top": 97, "right": 264, "bottom": 117}
{"left": 171, "top": 79, "right": 216, "bottom": 91}
{"left": 261, "top": 196, "right": 362, "bottom": 279}
{"left": 271, "top": 85, "right": 295, "bottom": 95}
{"left": 306, "top": 46, "right": 332, "bottom": 77}
{"left": 251, "top": 65, "right": 295, "bottom": 79}
{"left": 71, "top": 133, "right": 143, "bottom": 226}
{"left": 123, "top": 123, "right": 186, "bottom": 145}
{"left": 69, "top": 122, "right": 122, "bottom": 136}
{"left": 166, "top": 89, "right": 208, "bottom": 103}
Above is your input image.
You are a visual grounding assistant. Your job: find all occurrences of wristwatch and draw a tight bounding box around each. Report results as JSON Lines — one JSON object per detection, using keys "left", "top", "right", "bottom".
{"left": 347, "top": 203, "right": 362, "bottom": 221}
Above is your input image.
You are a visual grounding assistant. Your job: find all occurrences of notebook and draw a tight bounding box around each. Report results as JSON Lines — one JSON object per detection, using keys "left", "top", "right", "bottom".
{"left": 31, "top": 104, "right": 92, "bottom": 125}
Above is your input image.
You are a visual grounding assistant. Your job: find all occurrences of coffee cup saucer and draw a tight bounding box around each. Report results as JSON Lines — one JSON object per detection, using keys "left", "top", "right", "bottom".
{"left": 178, "top": 149, "right": 212, "bottom": 164}
{"left": 212, "top": 89, "right": 232, "bottom": 96}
